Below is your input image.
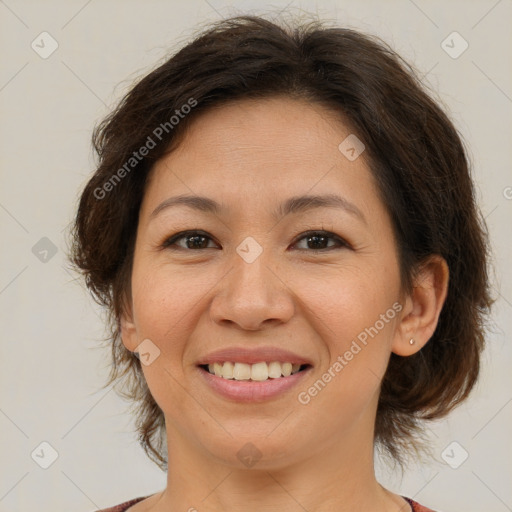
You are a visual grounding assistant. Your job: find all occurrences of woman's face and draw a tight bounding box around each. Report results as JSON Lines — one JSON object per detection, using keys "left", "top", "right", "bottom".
{"left": 121, "top": 97, "right": 411, "bottom": 469}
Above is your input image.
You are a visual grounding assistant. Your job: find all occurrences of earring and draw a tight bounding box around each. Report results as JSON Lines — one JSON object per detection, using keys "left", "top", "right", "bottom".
{"left": 409, "top": 338, "right": 415, "bottom": 345}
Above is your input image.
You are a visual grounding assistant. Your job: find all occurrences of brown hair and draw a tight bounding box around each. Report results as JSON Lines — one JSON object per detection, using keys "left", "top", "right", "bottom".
{"left": 70, "top": 15, "right": 493, "bottom": 469}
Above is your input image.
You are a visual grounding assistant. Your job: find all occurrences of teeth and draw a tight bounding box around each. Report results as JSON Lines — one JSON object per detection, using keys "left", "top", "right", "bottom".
{"left": 282, "top": 362, "right": 292, "bottom": 377}
{"left": 220, "top": 361, "right": 234, "bottom": 379}
{"left": 268, "top": 361, "right": 282, "bottom": 378}
{"left": 206, "top": 361, "right": 304, "bottom": 380}
{"left": 251, "top": 361, "right": 268, "bottom": 381}
{"left": 233, "top": 362, "right": 251, "bottom": 380}
{"left": 213, "top": 362, "right": 223, "bottom": 377}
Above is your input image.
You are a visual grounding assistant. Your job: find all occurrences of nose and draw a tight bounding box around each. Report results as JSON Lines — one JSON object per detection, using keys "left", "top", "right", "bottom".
{"left": 209, "top": 246, "right": 295, "bottom": 331}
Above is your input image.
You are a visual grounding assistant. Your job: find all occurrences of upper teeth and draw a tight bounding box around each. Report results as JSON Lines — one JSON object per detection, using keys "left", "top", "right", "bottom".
{"left": 207, "top": 361, "right": 302, "bottom": 381}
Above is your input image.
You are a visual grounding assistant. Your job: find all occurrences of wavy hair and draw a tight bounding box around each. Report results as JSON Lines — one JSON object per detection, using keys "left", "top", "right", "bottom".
{"left": 70, "top": 14, "right": 493, "bottom": 470}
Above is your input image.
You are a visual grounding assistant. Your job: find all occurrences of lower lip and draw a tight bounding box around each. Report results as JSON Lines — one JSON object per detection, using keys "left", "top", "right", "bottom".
{"left": 197, "top": 366, "right": 312, "bottom": 402}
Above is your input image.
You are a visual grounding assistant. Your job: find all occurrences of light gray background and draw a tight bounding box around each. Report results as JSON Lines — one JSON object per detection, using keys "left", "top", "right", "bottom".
{"left": 1, "top": 1, "right": 511, "bottom": 511}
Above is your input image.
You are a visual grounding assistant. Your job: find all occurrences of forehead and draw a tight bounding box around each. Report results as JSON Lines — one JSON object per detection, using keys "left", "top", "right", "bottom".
{"left": 168, "top": 96, "right": 352, "bottom": 165}
{"left": 142, "top": 97, "right": 382, "bottom": 220}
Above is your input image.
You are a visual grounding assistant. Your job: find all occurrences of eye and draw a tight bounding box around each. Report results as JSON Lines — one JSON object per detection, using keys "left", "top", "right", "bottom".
{"left": 292, "top": 230, "right": 349, "bottom": 251}
{"left": 161, "top": 230, "right": 219, "bottom": 250}
{"left": 161, "top": 230, "right": 349, "bottom": 252}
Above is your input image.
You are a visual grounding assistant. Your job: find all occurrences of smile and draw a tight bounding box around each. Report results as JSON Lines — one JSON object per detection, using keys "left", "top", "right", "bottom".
{"left": 201, "top": 361, "right": 309, "bottom": 381}
{"left": 197, "top": 362, "right": 312, "bottom": 402}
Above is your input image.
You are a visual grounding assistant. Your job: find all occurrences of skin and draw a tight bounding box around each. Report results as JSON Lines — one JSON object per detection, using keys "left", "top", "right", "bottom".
{"left": 121, "top": 97, "right": 449, "bottom": 512}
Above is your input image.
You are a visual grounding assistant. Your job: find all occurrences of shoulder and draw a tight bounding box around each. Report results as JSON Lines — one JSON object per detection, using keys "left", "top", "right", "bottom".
{"left": 404, "top": 496, "right": 438, "bottom": 512}
{"left": 94, "top": 496, "right": 149, "bottom": 512}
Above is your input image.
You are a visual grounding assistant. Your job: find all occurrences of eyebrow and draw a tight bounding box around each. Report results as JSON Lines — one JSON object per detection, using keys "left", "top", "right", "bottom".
{"left": 150, "top": 193, "right": 366, "bottom": 223}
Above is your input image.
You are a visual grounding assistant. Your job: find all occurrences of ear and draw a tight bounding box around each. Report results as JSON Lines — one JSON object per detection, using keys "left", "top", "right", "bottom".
{"left": 120, "top": 300, "right": 139, "bottom": 353}
{"left": 392, "top": 255, "right": 449, "bottom": 356}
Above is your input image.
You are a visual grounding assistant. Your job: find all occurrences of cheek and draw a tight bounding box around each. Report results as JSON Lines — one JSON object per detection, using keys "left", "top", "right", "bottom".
{"left": 131, "top": 262, "right": 206, "bottom": 340}
{"left": 298, "top": 262, "right": 400, "bottom": 399}
{"left": 129, "top": 265, "right": 202, "bottom": 413}
{"left": 299, "top": 282, "right": 399, "bottom": 430}
{"left": 299, "top": 259, "right": 400, "bottom": 341}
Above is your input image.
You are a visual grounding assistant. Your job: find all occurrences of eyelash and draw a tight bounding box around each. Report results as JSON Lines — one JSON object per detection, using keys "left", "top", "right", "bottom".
{"left": 160, "top": 229, "right": 350, "bottom": 252}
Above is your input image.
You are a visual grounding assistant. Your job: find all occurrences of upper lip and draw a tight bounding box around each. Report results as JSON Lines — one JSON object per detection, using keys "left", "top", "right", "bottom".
{"left": 196, "top": 346, "right": 313, "bottom": 366}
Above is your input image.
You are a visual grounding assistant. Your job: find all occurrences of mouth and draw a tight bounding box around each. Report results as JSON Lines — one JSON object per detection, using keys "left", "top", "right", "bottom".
{"left": 195, "top": 346, "right": 314, "bottom": 401}
{"left": 197, "top": 361, "right": 313, "bottom": 402}
{"left": 198, "top": 362, "right": 312, "bottom": 381}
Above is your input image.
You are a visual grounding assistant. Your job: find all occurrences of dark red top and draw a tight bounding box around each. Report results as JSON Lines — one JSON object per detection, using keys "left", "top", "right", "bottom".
{"left": 96, "top": 495, "right": 435, "bottom": 511}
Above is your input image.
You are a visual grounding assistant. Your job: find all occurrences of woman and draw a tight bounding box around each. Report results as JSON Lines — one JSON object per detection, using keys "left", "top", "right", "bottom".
{"left": 71, "top": 14, "right": 492, "bottom": 512}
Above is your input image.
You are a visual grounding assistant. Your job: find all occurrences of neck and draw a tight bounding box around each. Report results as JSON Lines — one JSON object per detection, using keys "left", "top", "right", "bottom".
{"left": 150, "top": 420, "right": 409, "bottom": 512}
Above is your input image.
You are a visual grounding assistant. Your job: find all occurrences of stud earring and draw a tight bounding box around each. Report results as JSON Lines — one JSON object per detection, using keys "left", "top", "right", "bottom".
{"left": 409, "top": 338, "right": 415, "bottom": 345}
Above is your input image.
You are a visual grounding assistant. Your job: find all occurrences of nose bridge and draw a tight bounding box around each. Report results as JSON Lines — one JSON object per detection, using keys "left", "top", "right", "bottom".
{"left": 210, "top": 235, "right": 294, "bottom": 329}
{"left": 231, "top": 234, "right": 279, "bottom": 301}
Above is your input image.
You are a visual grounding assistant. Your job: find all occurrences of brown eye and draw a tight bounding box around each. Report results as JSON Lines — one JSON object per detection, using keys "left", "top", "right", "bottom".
{"left": 162, "top": 230, "right": 349, "bottom": 252}
{"left": 293, "top": 231, "right": 348, "bottom": 251}
{"left": 162, "top": 231, "right": 218, "bottom": 250}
